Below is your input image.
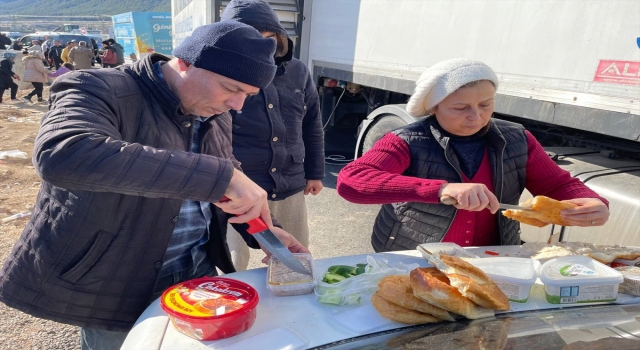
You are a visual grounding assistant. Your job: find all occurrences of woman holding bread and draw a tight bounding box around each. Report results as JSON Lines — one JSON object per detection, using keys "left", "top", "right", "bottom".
{"left": 337, "top": 58, "right": 610, "bottom": 251}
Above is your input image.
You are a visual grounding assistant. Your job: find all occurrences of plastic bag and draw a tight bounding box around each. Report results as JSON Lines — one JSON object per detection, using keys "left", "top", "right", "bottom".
{"left": 315, "top": 255, "right": 420, "bottom": 305}
{"left": 0, "top": 150, "right": 28, "bottom": 160}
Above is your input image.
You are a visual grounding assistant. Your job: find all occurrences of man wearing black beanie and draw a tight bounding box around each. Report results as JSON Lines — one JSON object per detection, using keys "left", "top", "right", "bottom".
{"left": 0, "top": 21, "right": 308, "bottom": 350}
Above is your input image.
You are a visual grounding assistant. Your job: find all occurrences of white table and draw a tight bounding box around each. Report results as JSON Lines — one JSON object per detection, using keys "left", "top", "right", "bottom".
{"left": 120, "top": 246, "right": 631, "bottom": 350}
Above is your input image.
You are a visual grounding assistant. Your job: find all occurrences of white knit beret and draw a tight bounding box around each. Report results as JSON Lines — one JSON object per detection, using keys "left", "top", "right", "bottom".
{"left": 406, "top": 58, "right": 499, "bottom": 117}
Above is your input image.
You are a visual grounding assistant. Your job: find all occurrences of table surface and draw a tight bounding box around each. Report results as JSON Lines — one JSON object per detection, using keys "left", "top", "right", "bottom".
{"left": 119, "top": 246, "right": 632, "bottom": 350}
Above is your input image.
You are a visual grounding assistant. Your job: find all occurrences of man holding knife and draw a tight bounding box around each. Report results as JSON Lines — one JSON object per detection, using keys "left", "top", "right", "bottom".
{"left": 0, "top": 22, "right": 307, "bottom": 350}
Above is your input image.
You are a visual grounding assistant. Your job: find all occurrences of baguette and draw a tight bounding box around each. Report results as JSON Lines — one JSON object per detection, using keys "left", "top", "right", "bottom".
{"left": 503, "top": 196, "right": 577, "bottom": 227}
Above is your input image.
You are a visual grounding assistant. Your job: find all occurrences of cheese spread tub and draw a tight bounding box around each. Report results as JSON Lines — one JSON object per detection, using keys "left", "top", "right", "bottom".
{"left": 540, "top": 256, "right": 623, "bottom": 304}
{"left": 160, "top": 277, "right": 259, "bottom": 341}
{"left": 469, "top": 257, "right": 540, "bottom": 303}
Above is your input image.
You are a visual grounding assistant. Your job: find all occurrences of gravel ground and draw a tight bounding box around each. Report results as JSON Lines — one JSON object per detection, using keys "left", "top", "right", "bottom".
{"left": 0, "top": 85, "right": 81, "bottom": 349}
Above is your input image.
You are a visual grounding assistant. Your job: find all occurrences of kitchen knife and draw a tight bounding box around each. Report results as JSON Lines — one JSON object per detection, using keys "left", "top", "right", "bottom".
{"left": 219, "top": 197, "right": 311, "bottom": 275}
{"left": 440, "top": 195, "right": 532, "bottom": 211}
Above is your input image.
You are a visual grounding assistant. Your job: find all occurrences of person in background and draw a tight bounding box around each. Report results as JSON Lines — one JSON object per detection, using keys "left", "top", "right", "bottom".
{"left": 0, "top": 21, "right": 306, "bottom": 350}
{"left": 89, "top": 38, "right": 100, "bottom": 66}
{"left": 41, "top": 35, "right": 52, "bottom": 68}
{"left": 221, "top": 0, "right": 325, "bottom": 270}
{"left": 21, "top": 50, "right": 49, "bottom": 104}
{"left": 69, "top": 41, "right": 94, "bottom": 70}
{"left": 11, "top": 40, "right": 23, "bottom": 51}
{"left": 100, "top": 40, "right": 117, "bottom": 68}
{"left": 48, "top": 62, "right": 75, "bottom": 78}
{"left": 0, "top": 33, "right": 11, "bottom": 50}
{"left": 29, "top": 40, "right": 45, "bottom": 59}
{"left": 61, "top": 40, "right": 76, "bottom": 64}
{"left": 0, "top": 52, "right": 20, "bottom": 103}
{"left": 48, "top": 40, "right": 64, "bottom": 70}
{"left": 337, "top": 58, "right": 610, "bottom": 251}
{"left": 107, "top": 38, "right": 125, "bottom": 66}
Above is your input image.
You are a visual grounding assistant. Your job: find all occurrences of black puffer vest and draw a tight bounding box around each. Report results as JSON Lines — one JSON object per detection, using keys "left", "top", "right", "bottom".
{"left": 372, "top": 117, "right": 528, "bottom": 252}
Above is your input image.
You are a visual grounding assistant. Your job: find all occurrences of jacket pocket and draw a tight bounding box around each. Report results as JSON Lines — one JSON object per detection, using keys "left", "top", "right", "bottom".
{"left": 60, "top": 230, "right": 115, "bottom": 284}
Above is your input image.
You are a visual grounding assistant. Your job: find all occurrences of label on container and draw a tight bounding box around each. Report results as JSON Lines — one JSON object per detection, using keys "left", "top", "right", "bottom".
{"left": 559, "top": 264, "right": 596, "bottom": 277}
{"left": 547, "top": 284, "right": 618, "bottom": 304}
{"left": 163, "top": 279, "right": 252, "bottom": 318}
{"left": 495, "top": 282, "right": 529, "bottom": 303}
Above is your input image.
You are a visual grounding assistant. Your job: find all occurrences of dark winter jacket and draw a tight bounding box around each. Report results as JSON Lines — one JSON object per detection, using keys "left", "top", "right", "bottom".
{"left": 0, "top": 56, "right": 16, "bottom": 89}
{"left": 222, "top": 0, "right": 325, "bottom": 200}
{"left": 48, "top": 45, "right": 65, "bottom": 63}
{"left": 0, "top": 54, "right": 259, "bottom": 332}
{"left": 0, "top": 34, "right": 11, "bottom": 50}
{"left": 372, "top": 117, "right": 528, "bottom": 252}
{"left": 111, "top": 42, "right": 125, "bottom": 64}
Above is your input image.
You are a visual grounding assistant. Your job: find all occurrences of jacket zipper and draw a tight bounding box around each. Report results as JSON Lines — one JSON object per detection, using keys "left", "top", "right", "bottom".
{"left": 496, "top": 141, "right": 506, "bottom": 245}
{"left": 441, "top": 138, "right": 463, "bottom": 242}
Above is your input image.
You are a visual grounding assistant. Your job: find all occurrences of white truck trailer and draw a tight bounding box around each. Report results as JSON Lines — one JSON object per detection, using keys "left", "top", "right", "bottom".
{"left": 172, "top": 0, "right": 640, "bottom": 246}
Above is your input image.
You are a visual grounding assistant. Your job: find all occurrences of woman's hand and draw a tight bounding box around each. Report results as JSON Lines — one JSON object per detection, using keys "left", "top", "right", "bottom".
{"left": 260, "top": 226, "right": 310, "bottom": 264}
{"left": 560, "top": 198, "right": 609, "bottom": 227}
{"left": 304, "top": 179, "right": 323, "bottom": 195}
{"left": 439, "top": 183, "right": 500, "bottom": 214}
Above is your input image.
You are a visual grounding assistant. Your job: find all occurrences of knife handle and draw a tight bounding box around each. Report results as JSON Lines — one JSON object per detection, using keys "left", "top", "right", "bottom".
{"left": 440, "top": 195, "right": 496, "bottom": 211}
{"left": 440, "top": 195, "right": 458, "bottom": 205}
{"left": 219, "top": 196, "right": 269, "bottom": 234}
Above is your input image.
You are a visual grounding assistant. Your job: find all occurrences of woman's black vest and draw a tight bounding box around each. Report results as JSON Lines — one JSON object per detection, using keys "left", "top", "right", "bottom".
{"left": 371, "top": 117, "right": 529, "bottom": 252}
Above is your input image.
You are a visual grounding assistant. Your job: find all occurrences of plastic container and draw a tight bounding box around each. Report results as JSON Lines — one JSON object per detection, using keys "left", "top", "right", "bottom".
{"left": 469, "top": 257, "right": 540, "bottom": 303}
{"left": 540, "top": 256, "right": 623, "bottom": 304}
{"left": 267, "top": 253, "right": 315, "bottom": 296}
{"left": 160, "top": 277, "right": 259, "bottom": 341}
{"left": 417, "top": 242, "right": 479, "bottom": 260}
{"left": 614, "top": 266, "right": 640, "bottom": 296}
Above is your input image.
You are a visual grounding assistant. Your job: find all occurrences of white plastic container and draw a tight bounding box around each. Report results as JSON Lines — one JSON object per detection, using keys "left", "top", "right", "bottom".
{"left": 266, "top": 253, "right": 315, "bottom": 296}
{"left": 469, "top": 257, "right": 540, "bottom": 303}
{"left": 417, "top": 242, "right": 479, "bottom": 260}
{"left": 540, "top": 256, "right": 623, "bottom": 304}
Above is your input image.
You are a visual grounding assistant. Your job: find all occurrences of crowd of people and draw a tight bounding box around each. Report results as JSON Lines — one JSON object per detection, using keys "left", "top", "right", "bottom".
{"left": 0, "top": 36, "right": 126, "bottom": 104}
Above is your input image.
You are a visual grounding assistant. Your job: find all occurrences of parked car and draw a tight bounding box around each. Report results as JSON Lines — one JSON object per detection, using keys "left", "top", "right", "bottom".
{"left": 0, "top": 32, "right": 23, "bottom": 41}
{"left": 17, "top": 32, "right": 92, "bottom": 47}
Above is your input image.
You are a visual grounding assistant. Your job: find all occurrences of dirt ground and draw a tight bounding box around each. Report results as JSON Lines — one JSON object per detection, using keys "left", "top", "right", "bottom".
{"left": 0, "top": 86, "right": 81, "bottom": 349}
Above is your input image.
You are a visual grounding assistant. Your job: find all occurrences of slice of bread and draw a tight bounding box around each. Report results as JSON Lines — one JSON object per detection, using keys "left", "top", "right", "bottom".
{"left": 503, "top": 196, "right": 577, "bottom": 227}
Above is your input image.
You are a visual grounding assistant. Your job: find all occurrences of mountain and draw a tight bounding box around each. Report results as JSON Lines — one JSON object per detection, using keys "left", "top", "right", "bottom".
{"left": 0, "top": 0, "right": 170, "bottom": 16}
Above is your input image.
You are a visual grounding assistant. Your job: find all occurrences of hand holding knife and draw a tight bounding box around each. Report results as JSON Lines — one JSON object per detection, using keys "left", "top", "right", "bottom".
{"left": 219, "top": 196, "right": 311, "bottom": 275}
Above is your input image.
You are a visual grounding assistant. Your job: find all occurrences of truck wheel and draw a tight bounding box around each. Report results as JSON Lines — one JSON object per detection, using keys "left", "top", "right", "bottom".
{"left": 362, "top": 115, "right": 407, "bottom": 153}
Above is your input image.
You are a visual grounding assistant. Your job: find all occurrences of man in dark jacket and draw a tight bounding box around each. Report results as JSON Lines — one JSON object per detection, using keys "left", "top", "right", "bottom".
{"left": 107, "top": 38, "right": 125, "bottom": 65}
{"left": 0, "top": 33, "right": 12, "bottom": 50}
{"left": 222, "top": 0, "right": 325, "bottom": 270}
{"left": 0, "top": 52, "right": 21, "bottom": 103}
{"left": 48, "top": 40, "right": 65, "bottom": 70}
{"left": 0, "top": 22, "right": 307, "bottom": 350}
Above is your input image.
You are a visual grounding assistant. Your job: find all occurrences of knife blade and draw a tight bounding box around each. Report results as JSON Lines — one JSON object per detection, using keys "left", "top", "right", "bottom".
{"left": 440, "top": 195, "right": 532, "bottom": 211}
{"left": 245, "top": 217, "right": 311, "bottom": 275}
{"left": 219, "top": 197, "right": 311, "bottom": 275}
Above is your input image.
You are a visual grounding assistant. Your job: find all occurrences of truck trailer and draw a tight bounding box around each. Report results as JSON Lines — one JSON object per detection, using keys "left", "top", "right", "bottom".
{"left": 171, "top": 0, "right": 640, "bottom": 246}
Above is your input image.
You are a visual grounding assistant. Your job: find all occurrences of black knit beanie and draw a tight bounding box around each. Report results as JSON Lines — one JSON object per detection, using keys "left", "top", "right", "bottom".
{"left": 172, "top": 21, "right": 277, "bottom": 89}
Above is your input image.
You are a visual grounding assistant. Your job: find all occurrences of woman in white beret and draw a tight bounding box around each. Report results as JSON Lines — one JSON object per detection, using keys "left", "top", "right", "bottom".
{"left": 337, "top": 58, "right": 610, "bottom": 251}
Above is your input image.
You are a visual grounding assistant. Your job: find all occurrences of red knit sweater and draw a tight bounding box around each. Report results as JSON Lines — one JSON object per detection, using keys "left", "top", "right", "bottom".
{"left": 337, "top": 131, "right": 608, "bottom": 246}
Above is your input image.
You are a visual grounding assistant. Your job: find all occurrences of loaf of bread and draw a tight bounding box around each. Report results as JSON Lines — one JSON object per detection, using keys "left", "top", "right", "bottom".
{"left": 503, "top": 196, "right": 577, "bottom": 227}
{"left": 410, "top": 267, "right": 495, "bottom": 319}
{"left": 371, "top": 291, "right": 442, "bottom": 324}
{"left": 421, "top": 254, "right": 510, "bottom": 311}
{"left": 377, "top": 275, "right": 455, "bottom": 321}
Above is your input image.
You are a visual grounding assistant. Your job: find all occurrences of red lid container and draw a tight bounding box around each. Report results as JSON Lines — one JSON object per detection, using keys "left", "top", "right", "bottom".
{"left": 160, "top": 277, "right": 259, "bottom": 341}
